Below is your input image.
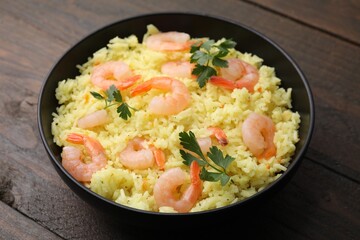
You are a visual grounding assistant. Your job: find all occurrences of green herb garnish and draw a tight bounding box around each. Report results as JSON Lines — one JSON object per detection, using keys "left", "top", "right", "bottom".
{"left": 90, "top": 85, "right": 136, "bottom": 120}
{"left": 190, "top": 39, "right": 237, "bottom": 88}
{"left": 179, "top": 131, "right": 235, "bottom": 186}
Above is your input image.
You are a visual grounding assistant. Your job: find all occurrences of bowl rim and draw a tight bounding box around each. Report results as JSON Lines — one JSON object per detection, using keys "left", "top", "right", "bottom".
{"left": 38, "top": 11, "right": 315, "bottom": 216}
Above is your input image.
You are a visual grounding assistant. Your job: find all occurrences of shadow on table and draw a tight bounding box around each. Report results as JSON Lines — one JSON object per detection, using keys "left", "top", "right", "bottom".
{"left": 97, "top": 201, "right": 280, "bottom": 240}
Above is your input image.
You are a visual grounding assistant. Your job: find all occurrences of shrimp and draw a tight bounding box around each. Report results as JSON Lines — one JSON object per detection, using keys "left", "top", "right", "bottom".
{"left": 196, "top": 137, "right": 212, "bottom": 155}
{"left": 91, "top": 60, "right": 141, "bottom": 90}
{"left": 150, "top": 145, "right": 166, "bottom": 170}
{"left": 161, "top": 61, "right": 195, "bottom": 78}
{"left": 61, "top": 133, "right": 107, "bottom": 182}
{"left": 144, "top": 31, "right": 192, "bottom": 51}
{"left": 210, "top": 58, "right": 259, "bottom": 92}
{"left": 130, "top": 77, "right": 191, "bottom": 115}
{"left": 241, "top": 112, "right": 276, "bottom": 159}
{"left": 197, "top": 127, "right": 228, "bottom": 154}
{"left": 77, "top": 109, "right": 110, "bottom": 129}
{"left": 207, "top": 126, "right": 228, "bottom": 146}
{"left": 154, "top": 161, "right": 202, "bottom": 213}
{"left": 118, "top": 137, "right": 166, "bottom": 170}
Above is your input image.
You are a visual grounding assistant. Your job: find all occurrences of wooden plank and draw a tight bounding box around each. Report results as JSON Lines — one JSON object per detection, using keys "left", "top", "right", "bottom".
{"left": 0, "top": 201, "right": 62, "bottom": 240}
{"left": 0, "top": 0, "right": 139, "bottom": 46}
{"left": 247, "top": 0, "right": 360, "bottom": 45}
{"left": 264, "top": 159, "right": 360, "bottom": 240}
{"left": 0, "top": 11, "right": 68, "bottom": 86}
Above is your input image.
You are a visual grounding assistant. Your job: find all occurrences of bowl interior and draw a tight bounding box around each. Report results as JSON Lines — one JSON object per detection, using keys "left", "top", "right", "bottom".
{"left": 38, "top": 12, "right": 314, "bottom": 220}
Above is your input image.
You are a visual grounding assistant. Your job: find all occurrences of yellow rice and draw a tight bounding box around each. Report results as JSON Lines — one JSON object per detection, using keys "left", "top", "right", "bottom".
{"left": 52, "top": 25, "right": 300, "bottom": 213}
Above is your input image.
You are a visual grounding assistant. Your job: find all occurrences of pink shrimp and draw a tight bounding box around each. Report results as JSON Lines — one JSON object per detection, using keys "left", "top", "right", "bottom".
{"left": 77, "top": 109, "right": 110, "bottom": 129}
{"left": 154, "top": 161, "right": 202, "bottom": 213}
{"left": 150, "top": 145, "right": 166, "bottom": 170}
{"left": 91, "top": 60, "right": 141, "bottom": 90}
{"left": 61, "top": 133, "right": 107, "bottom": 182}
{"left": 130, "top": 77, "right": 191, "bottom": 115}
{"left": 144, "top": 31, "right": 192, "bottom": 51}
{"left": 210, "top": 58, "right": 259, "bottom": 92}
{"left": 242, "top": 112, "right": 276, "bottom": 159}
{"left": 207, "top": 126, "right": 228, "bottom": 146}
{"left": 118, "top": 137, "right": 166, "bottom": 170}
{"left": 197, "top": 127, "right": 229, "bottom": 154}
{"left": 196, "top": 137, "right": 212, "bottom": 155}
{"left": 161, "top": 61, "right": 195, "bottom": 78}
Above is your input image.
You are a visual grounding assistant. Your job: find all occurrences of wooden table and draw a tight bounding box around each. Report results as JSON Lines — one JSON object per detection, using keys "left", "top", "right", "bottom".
{"left": 1, "top": 1, "right": 359, "bottom": 239}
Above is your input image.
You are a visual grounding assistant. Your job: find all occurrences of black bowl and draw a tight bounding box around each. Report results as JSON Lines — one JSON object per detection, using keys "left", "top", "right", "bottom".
{"left": 38, "top": 12, "right": 314, "bottom": 228}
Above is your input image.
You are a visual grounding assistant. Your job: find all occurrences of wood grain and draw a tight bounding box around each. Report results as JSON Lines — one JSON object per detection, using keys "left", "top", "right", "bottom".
{"left": 0, "top": 0, "right": 359, "bottom": 239}
{"left": 248, "top": 0, "right": 360, "bottom": 45}
{"left": 0, "top": 201, "right": 62, "bottom": 240}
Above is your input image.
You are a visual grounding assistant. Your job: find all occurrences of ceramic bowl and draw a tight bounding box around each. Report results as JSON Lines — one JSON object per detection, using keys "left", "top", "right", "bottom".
{"left": 38, "top": 12, "right": 315, "bottom": 228}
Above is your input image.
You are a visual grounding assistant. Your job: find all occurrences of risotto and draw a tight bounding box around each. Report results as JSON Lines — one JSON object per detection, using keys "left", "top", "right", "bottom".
{"left": 52, "top": 24, "right": 300, "bottom": 213}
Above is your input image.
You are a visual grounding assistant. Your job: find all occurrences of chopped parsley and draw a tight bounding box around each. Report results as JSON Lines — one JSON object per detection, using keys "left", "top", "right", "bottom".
{"left": 90, "top": 84, "right": 136, "bottom": 120}
{"left": 179, "top": 131, "right": 235, "bottom": 186}
{"left": 190, "top": 39, "right": 237, "bottom": 88}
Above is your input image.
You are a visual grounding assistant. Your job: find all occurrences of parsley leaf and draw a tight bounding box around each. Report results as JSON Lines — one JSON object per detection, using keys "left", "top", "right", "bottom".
{"left": 219, "top": 39, "right": 237, "bottom": 49}
{"left": 207, "top": 146, "right": 235, "bottom": 170}
{"left": 105, "top": 85, "right": 117, "bottom": 102}
{"left": 117, "top": 103, "right": 132, "bottom": 120}
{"left": 90, "top": 91, "right": 104, "bottom": 100}
{"left": 179, "top": 131, "right": 206, "bottom": 160}
{"left": 190, "top": 41, "right": 202, "bottom": 53}
{"left": 91, "top": 84, "right": 135, "bottom": 120}
{"left": 112, "top": 89, "right": 123, "bottom": 103}
{"left": 212, "top": 57, "right": 228, "bottom": 68}
{"left": 180, "top": 149, "right": 207, "bottom": 167}
{"left": 179, "top": 131, "right": 235, "bottom": 186}
{"left": 195, "top": 66, "right": 217, "bottom": 88}
{"left": 190, "top": 38, "right": 237, "bottom": 88}
{"left": 200, "top": 168, "right": 230, "bottom": 186}
{"left": 201, "top": 40, "right": 215, "bottom": 51}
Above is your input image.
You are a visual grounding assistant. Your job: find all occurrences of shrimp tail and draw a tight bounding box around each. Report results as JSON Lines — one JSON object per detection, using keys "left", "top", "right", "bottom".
{"left": 261, "top": 144, "right": 277, "bottom": 159}
{"left": 151, "top": 145, "right": 166, "bottom": 170}
{"left": 209, "top": 76, "right": 236, "bottom": 90}
{"left": 66, "top": 133, "right": 105, "bottom": 157}
{"left": 259, "top": 123, "right": 277, "bottom": 159}
{"left": 215, "top": 136, "right": 228, "bottom": 146}
{"left": 180, "top": 161, "right": 202, "bottom": 212}
{"left": 120, "top": 75, "right": 141, "bottom": 90}
{"left": 130, "top": 81, "right": 153, "bottom": 96}
{"left": 66, "top": 133, "right": 84, "bottom": 144}
{"left": 208, "top": 126, "right": 228, "bottom": 146}
{"left": 190, "top": 161, "right": 201, "bottom": 185}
